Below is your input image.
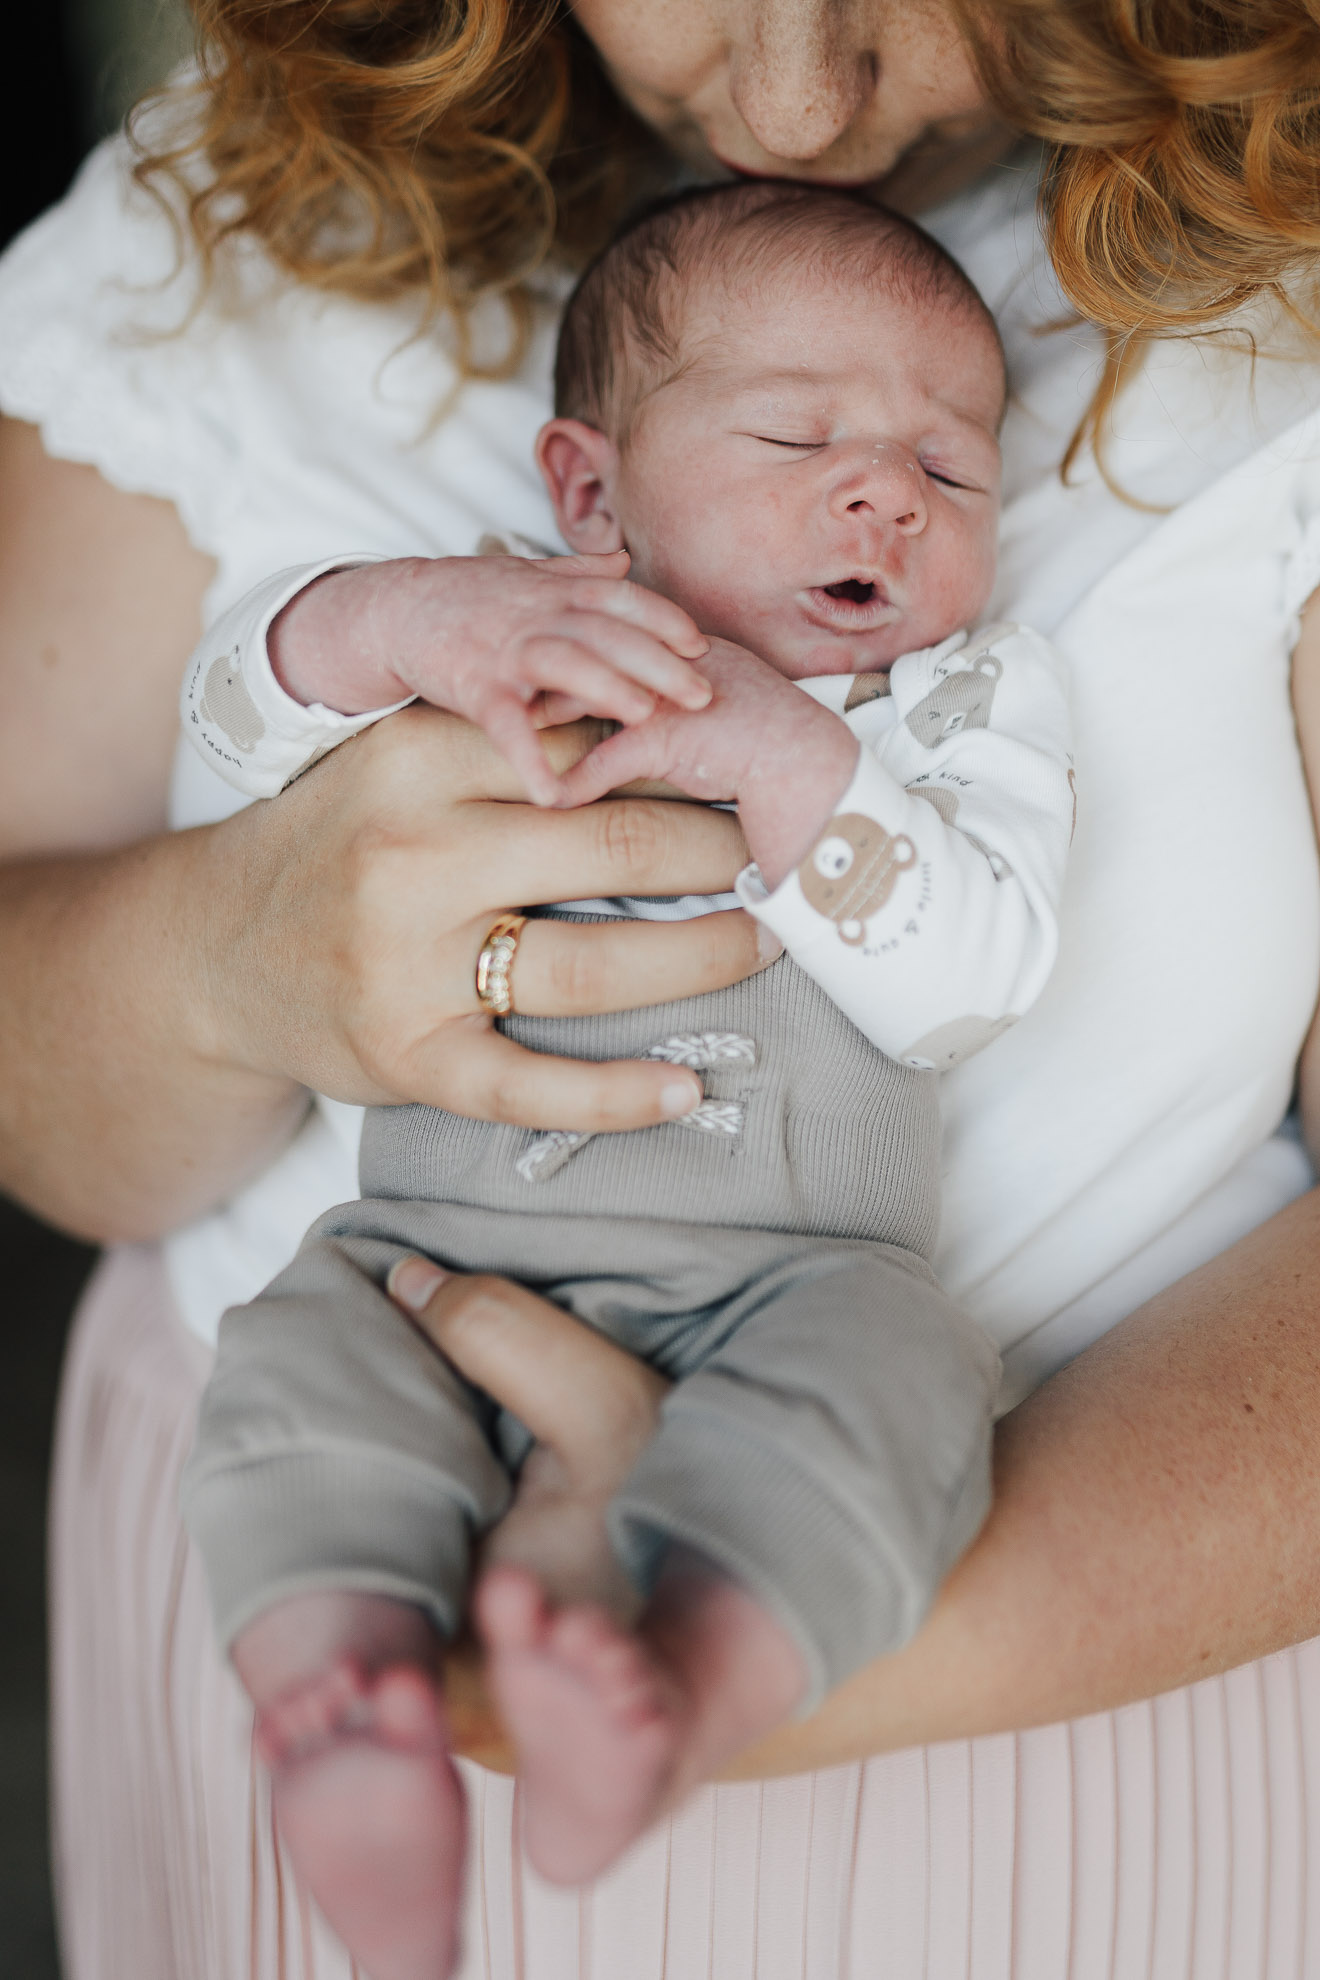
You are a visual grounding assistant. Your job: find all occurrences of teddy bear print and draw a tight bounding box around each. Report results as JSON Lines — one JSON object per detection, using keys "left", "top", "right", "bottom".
{"left": 900, "top": 1012, "right": 1017, "bottom": 1071}
{"left": 798, "top": 812, "right": 917, "bottom": 945}
{"left": 844, "top": 672, "right": 892, "bottom": 712}
{"left": 907, "top": 783, "right": 959, "bottom": 826}
{"left": 905, "top": 653, "right": 1003, "bottom": 750}
{"left": 200, "top": 652, "right": 266, "bottom": 754}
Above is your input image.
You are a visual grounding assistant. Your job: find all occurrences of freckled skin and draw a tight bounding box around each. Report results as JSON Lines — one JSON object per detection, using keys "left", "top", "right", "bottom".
{"left": 570, "top": 0, "right": 1010, "bottom": 209}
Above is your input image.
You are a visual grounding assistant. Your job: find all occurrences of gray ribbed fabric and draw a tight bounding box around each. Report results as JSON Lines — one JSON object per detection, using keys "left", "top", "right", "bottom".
{"left": 365, "top": 954, "right": 941, "bottom": 1253}
{"left": 183, "top": 956, "right": 999, "bottom": 1703}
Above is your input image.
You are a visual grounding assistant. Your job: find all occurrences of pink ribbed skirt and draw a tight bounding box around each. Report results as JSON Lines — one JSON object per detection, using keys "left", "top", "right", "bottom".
{"left": 51, "top": 1245, "right": 1320, "bottom": 1980}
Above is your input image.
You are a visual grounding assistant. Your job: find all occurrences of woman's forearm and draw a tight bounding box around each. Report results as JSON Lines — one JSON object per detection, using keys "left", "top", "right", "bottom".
{"left": 0, "top": 833, "right": 304, "bottom": 1242}
{"left": 738, "top": 1182, "right": 1320, "bottom": 1775}
{"left": 2, "top": 714, "right": 771, "bottom": 1242}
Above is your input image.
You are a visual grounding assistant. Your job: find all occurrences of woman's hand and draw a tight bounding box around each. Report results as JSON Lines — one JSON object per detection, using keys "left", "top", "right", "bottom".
{"left": 388, "top": 1257, "right": 671, "bottom": 1773}
{"left": 203, "top": 705, "right": 775, "bottom": 1130}
{"left": 268, "top": 549, "right": 713, "bottom": 806}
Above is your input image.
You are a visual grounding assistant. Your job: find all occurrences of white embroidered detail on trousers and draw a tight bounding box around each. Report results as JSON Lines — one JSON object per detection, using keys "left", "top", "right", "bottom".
{"left": 515, "top": 1033, "right": 757, "bottom": 1183}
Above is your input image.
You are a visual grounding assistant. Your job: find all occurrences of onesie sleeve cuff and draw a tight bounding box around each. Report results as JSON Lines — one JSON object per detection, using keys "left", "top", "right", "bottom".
{"left": 180, "top": 555, "right": 413, "bottom": 797}
{"left": 733, "top": 746, "right": 913, "bottom": 954}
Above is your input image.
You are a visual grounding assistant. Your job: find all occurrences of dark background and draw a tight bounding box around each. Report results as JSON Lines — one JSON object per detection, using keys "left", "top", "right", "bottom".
{"left": 2, "top": 3, "right": 190, "bottom": 1970}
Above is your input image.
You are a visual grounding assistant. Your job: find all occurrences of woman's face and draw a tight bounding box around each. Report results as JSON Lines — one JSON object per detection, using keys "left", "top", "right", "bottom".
{"left": 572, "top": 0, "right": 1013, "bottom": 210}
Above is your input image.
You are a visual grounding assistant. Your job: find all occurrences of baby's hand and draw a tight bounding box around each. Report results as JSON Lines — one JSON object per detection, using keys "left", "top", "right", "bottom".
{"left": 554, "top": 640, "right": 860, "bottom": 889}
{"left": 268, "top": 549, "right": 712, "bottom": 805}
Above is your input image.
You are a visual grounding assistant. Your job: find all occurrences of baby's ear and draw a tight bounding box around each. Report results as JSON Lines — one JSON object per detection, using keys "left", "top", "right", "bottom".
{"left": 536, "top": 419, "right": 624, "bottom": 554}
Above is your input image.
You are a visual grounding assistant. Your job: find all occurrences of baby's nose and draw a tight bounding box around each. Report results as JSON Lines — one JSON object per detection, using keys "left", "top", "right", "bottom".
{"left": 827, "top": 440, "right": 927, "bottom": 533}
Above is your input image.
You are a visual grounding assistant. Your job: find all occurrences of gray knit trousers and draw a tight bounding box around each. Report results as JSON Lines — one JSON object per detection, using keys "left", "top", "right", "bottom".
{"left": 182, "top": 955, "right": 999, "bottom": 1708}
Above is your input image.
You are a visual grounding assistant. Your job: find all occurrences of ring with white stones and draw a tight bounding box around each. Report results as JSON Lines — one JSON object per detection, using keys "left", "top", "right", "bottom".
{"left": 475, "top": 913, "right": 527, "bottom": 1016}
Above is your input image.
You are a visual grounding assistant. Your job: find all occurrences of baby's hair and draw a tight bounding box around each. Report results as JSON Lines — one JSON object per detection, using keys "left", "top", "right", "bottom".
{"left": 554, "top": 180, "right": 1004, "bottom": 439}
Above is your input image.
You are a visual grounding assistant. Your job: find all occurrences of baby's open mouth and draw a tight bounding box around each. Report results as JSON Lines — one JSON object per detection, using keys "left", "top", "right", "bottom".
{"left": 803, "top": 576, "right": 894, "bottom": 631}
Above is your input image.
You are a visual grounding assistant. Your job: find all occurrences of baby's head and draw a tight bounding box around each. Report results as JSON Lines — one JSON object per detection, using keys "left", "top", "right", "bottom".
{"left": 538, "top": 181, "right": 1005, "bottom": 679}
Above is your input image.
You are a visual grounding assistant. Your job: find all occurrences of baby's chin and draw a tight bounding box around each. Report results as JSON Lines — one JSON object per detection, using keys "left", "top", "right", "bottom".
{"left": 758, "top": 630, "right": 920, "bottom": 681}
{"left": 755, "top": 608, "right": 991, "bottom": 681}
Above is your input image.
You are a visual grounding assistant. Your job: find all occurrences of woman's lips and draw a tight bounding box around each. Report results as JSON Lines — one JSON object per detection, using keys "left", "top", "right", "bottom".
{"left": 710, "top": 151, "right": 884, "bottom": 193}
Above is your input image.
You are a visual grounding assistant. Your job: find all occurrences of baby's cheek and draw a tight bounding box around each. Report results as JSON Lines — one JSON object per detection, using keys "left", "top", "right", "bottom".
{"left": 931, "top": 519, "right": 997, "bottom": 629}
{"left": 643, "top": 524, "right": 755, "bottom": 639}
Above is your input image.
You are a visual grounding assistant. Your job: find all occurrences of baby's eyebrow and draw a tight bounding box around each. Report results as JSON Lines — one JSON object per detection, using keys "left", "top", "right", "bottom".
{"left": 715, "top": 365, "right": 1001, "bottom": 426}
{"left": 718, "top": 367, "right": 843, "bottom": 396}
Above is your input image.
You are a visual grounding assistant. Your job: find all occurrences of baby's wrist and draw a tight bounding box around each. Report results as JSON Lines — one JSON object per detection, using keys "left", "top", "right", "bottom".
{"left": 268, "top": 564, "right": 414, "bottom": 715}
{"left": 738, "top": 717, "right": 859, "bottom": 891}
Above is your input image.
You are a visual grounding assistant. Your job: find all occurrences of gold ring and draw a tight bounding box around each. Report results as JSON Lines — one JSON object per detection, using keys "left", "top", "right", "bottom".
{"left": 475, "top": 913, "right": 527, "bottom": 1016}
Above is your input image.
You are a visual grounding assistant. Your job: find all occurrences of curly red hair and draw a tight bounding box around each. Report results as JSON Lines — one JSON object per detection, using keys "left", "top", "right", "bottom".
{"left": 958, "top": 0, "right": 1320, "bottom": 469}
{"left": 136, "top": 0, "right": 663, "bottom": 377}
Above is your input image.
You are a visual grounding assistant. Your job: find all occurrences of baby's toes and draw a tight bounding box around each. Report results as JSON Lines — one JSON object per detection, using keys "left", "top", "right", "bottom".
{"left": 550, "top": 1609, "right": 659, "bottom": 1713}
{"left": 476, "top": 1565, "right": 550, "bottom": 1655}
{"left": 550, "top": 1604, "right": 628, "bottom": 1669}
{"left": 256, "top": 1658, "right": 369, "bottom": 1767}
{"left": 371, "top": 1665, "right": 450, "bottom": 1753}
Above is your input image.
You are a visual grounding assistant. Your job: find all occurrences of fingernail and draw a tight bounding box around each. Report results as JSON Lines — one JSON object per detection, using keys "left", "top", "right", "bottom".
{"left": 756, "top": 925, "right": 785, "bottom": 965}
{"left": 661, "top": 1076, "right": 702, "bottom": 1117}
{"left": 387, "top": 1258, "right": 449, "bottom": 1311}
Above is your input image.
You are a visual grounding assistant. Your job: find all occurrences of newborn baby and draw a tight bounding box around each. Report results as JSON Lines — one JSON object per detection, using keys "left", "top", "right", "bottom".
{"left": 181, "top": 182, "right": 1073, "bottom": 1980}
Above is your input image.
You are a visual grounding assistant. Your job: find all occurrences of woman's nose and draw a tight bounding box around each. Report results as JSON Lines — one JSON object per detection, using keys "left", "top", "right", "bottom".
{"left": 827, "top": 443, "right": 928, "bottom": 534}
{"left": 726, "top": 0, "right": 876, "bottom": 161}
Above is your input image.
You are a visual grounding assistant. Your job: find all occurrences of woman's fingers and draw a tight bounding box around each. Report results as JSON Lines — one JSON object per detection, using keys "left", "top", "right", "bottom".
{"left": 507, "top": 910, "right": 781, "bottom": 1018}
{"left": 403, "top": 912, "right": 785, "bottom": 1120}
{"left": 421, "top": 708, "right": 607, "bottom": 800}
{"left": 479, "top": 790, "right": 748, "bottom": 902}
{"left": 387, "top": 1263, "right": 668, "bottom": 1491}
{"left": 404, "top": 1019, "right": 704, "bottom": 1129}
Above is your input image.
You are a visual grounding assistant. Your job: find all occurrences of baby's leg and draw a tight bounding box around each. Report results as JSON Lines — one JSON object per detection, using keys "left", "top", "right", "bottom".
{"left": 181, "top": 1217, "right": 523, "bottom": 1979}
{"left": 484, "top": 1244, "right": 1000, "bottom": 1885}
{"left": 478, "top": 1549, "right": 806, "bottom": 1884}
{"left": 232, "top": 1589, "right": 464, "bottom": 1980}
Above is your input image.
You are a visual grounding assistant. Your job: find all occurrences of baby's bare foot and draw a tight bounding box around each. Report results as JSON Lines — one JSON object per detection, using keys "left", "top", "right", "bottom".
{"left": 478, "top": 1566, "right": 684, "bottom": 1883}
{"left": 256, "top": 1659, "right": 464, "bottom": 1980}
{"left": 478, "top": 1441, "right": 641, "bottom": 1620}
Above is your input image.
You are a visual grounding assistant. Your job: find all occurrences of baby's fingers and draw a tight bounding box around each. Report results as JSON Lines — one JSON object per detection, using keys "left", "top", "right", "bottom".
{"left": 558, "top": 611, "right": 712, "bottom": 711}
{"left": 533, "top": 691, "right": 594, "bottom": 727}
{"left": 522, "top": 636, "right": 659, "bottom": 727}
{"left": 552, "top": 729, "right": 653, "bottom": 809}
{"left": 566, "top": 574, "right": 709, "bottom": 662}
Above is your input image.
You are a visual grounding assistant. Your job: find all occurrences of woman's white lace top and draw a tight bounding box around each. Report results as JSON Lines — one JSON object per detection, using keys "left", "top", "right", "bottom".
{"left": 3, "top": 130, "right": 1319, "bottom": 1401}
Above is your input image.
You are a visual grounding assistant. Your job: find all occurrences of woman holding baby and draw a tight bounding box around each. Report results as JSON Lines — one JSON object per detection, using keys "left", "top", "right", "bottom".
{"left": 3, "top": 1, "right": 1320, "bottom": 1973}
